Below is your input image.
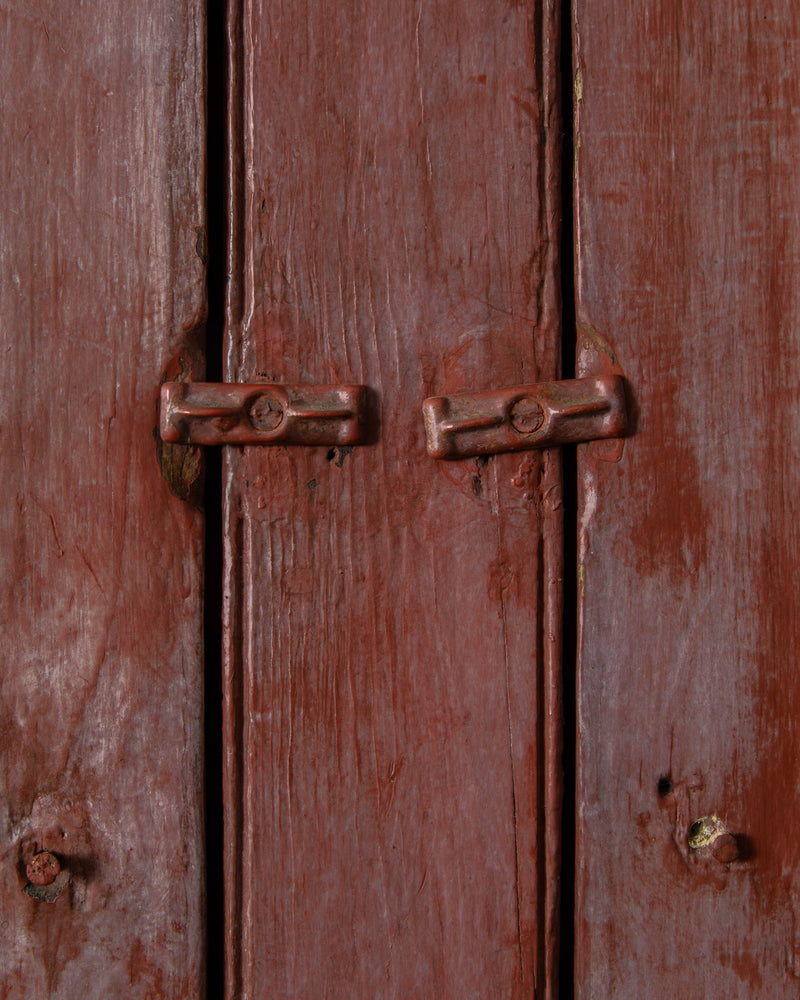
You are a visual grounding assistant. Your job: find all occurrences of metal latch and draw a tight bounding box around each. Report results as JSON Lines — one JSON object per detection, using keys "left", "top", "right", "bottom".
{"left": 422, "top": 375, "right": 628, "bottom": 459}
{"left": 159, "top": 381, "right": 368, "bottom": 446}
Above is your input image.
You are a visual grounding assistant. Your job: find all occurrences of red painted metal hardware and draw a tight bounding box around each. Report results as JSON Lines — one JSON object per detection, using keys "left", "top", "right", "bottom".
{"left": 160, "top": 381, "right": 368, "bottom": 447}
{"left": 422, "top": 375, "right": 628, "bottom": 460}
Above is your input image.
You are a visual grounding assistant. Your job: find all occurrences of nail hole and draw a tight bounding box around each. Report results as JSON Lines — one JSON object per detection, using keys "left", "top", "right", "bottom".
{"left": 326, "top": 446, "right": 353, "bottom": 468}
{"left": 657, "top": 776, "right": 673, "bottom": 798}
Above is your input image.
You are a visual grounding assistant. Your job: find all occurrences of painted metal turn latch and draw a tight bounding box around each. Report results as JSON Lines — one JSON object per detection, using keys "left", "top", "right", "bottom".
{"left": 159, "top": 375, "right": 627, "bottom": 454}
{"left": 159, "top": 381, "right": 368, "bottom": 446}
{"left": 422, "top": 375, "right": 628, "bottom": 459}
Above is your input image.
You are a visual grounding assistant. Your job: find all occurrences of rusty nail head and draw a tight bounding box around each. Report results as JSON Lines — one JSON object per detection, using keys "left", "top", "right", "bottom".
{"left": 709, "top": 833, "right": 740, "bottom": 864}
{"left": 26, "top": 851, "right": 61, "bottom": 887}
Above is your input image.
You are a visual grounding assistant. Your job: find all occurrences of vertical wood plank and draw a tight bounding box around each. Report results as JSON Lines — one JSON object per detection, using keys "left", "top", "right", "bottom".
{"left": 223, "top": 1, "right": 563, "bottom": 996}
{"left": 574, "top": 1, "right": 800, "bottom": 995}
{"left": 0, "top": 2, "right": 206, "bottom": 996}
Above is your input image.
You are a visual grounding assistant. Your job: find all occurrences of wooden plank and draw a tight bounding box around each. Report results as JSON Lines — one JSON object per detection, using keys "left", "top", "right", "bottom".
{"left": 574, "top": 1, "right": 800, "bottom": 995}
{"left": 223, "top": 1, "right": 563, "bottom": 996}
{"left": 0, "top": 3, "right": 206, "bottom": 996}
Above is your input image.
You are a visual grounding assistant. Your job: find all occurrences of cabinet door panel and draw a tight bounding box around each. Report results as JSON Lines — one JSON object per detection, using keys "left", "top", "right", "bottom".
{"left": 0, "top": 3, "right": 206, "bottom": 995}
{"left": 574, "top": 2, "right": 800, "bottom": 995}
{"left": 223, "top": 2, "right": 563, "bottom": 996}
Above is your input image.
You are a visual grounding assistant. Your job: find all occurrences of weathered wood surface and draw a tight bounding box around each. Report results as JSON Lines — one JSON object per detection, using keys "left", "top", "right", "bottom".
{"left": 574, "top": 1, "right": 800, "bottom": 995}
{"left": 0, "top": 2, "right": 206, "bottom": 996}
{"left": 223, "top": 1, "right": 563, "bottom": 996}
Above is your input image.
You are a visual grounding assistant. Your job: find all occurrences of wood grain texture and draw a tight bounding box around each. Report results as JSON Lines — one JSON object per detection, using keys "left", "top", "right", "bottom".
{"left": 223, "top": 1, "right": 563, "bottom": 996}
{"left": 0, "top": 2, "right": 206, "bottom": 996}
{"left": 574, "top": 1, "right": 800, "bottom": 995}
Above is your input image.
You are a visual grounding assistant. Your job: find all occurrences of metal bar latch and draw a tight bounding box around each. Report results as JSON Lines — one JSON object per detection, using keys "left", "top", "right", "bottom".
{"left": 422, "top": 375, "right": 628, "bottom": 459}
{"left": 159, "top": 381, "right": 368, "bottom": 446}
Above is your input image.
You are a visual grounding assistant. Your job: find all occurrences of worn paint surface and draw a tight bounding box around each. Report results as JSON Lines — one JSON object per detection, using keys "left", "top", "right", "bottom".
{"left": 222, "top": 1, "right": 563, "bottom": 996}
{"left": 0, "top": 2, "right": 206, "bottom": 996}
{"left": 574, "top": 1, "right": 800, "bottom": 995}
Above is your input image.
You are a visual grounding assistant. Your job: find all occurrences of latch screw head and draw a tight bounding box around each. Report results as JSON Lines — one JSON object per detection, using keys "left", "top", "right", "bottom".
{"left": 509, "top": 396, "right": 545, "bottom": 434}
{"left": 248, "top": 394, "right": 284, "bottom": 431}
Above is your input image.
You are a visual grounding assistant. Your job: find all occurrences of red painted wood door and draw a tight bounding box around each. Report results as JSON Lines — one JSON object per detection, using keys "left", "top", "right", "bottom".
{"left": 573, "top": 0, "right": 800, "bottom": 995}
{"left": 0, "top": 2, "right": 206, "bottom": 996}
{"left": 221, "top": 1, "right": 564, "bottom": 996}
{"left": 8, "top": 1, "right": 798, "bottom": 997}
